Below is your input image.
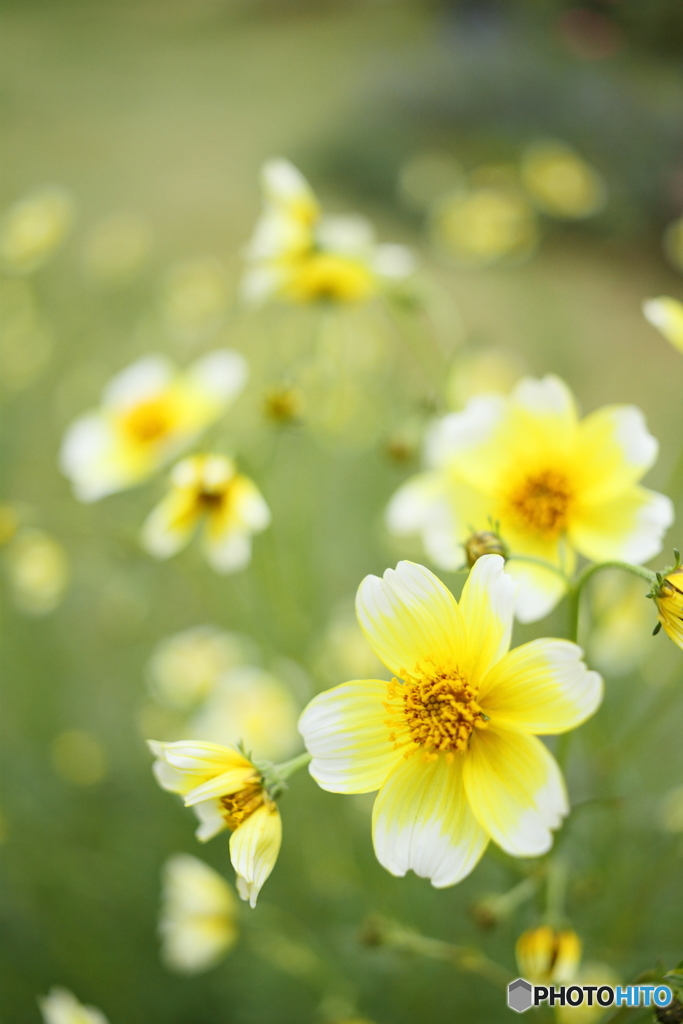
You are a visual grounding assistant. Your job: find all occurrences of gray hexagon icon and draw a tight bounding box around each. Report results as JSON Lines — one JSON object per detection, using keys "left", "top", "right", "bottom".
{"left": 508, "top": 978, "right": 533, "bottom": 1013}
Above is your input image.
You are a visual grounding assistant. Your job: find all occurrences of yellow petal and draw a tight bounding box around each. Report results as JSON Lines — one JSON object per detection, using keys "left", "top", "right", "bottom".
{"left": 372, "top": 753, "right": 488, "bottom": 887}
{"left": 159, "top": 740, "right": 253, "bottom": 774}
{"left": 643, "top": 295, "right": 683, "bottom": 354}
{"left": 503, "top": 531, "right": 574, "bottom": 624}
{"left": 569, "top": 485, "right": 673, "bottom": 564}
{"left": 574, "top": 405, "right": 659, "bottom": 505}
{"left": 183, "top": 768, "right": 259, "bottom": 806}
{"left": 480, "top": 638, "right": 603, "bottom": 734}
{"left": 463, "top": 728, "right": 568, "bottom": 856}
{"left": 458, "top": 554, "right": 515, "bottom": 679}
{"left": 355, "top": 561, "right": 466, "bottom": 677}
{"left": 230, "top": 803, "right": 282, "bottom": 907}
{"left": 141, "top": 489, "right": 200, "bottom": 559}
{"left": 298, "top": 680, "right": 399, "bottom": 794}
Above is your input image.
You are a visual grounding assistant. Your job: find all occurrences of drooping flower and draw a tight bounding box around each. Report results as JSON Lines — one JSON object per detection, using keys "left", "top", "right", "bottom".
{"left": 60, "top": 350, "right": 247, "bottom": 502}
{"left": 141, "top": 454, "right": 270, "bottom": 573}
{"left": 298, "top": 556, "right": 602, "bottom": 887}
{"left": 39, "top": 988, "right": 109, "bottom": 1024}
{"left": 149, "top": 740, "right": 281, "bottom": 906}
{"left": 516, "top": 926, "right": 582, "bottom": 983}
{"left": 653, "top": 566, "right": 683, "bottom": 650}
{"left": 159, "top": 853, "right": 238, "bottom": 973}
{"left": 241, "top": 158, "right": 414, "bottom": 304}
{"left": 642, "top": 296, "right": 683, "bottom": 355}
{"left": 387, "top": 375, "right": 673, "bottom": 622}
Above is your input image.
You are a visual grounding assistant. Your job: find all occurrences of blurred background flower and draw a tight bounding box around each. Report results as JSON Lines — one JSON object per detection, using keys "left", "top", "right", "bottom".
{"left": 158, "top": 853, "right": 238, "bottom": 974}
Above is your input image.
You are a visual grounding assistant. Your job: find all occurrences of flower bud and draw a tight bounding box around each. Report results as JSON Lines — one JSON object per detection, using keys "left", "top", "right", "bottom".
{"left": 464, "top": 529, "right": 508, "bottom": 568}
{"left": 653, "top": 567, "right": 683, "bottom": 650}
{"left": 515, "top": 926, "right": 582, "bottom": 984}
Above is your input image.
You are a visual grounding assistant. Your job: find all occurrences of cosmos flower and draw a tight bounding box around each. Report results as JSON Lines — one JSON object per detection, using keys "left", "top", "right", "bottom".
{"left": 149, "top": 740, "right": 281, "bottom": 906}
{"left": 430, "top": 184, "right": 539, "bottom": 267}
{"left": 298, "top": 556, "right": 602, "bottom": 887}
{"left": 516, "top": 926, "right": 582, "bottom": 983}
{"left": 241, "top": 158, "right": 414, "bottom": 304}
{"left": 159, "top": 853, "right": 238, "bottom": 973}
{"left": 60, "top": 350, "right": 247, "bottom": 501}
{"left": 141, "top": 454, "right": 270, "bottom": 573}
{"left": 39, "top": 988, "right": 109, "bottom": 1024}
{"left": 387, "top": 375, "right": 673, "bottom": 622}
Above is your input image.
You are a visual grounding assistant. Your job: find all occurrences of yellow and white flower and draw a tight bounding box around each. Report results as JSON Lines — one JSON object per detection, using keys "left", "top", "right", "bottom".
{"left": 642, "top": 295, "right": 683, "bottom": 355}
{"left": 159, "top": 853, "right": 238, "bottom": 973}
{"left": 60, "top": 350, "right": 247, "bottom": 502}
{"left": 149, "top": 740, "right": 281, "bottom": 906}
{"left": 298, "top": 556, "right": 602, "bottom": 887}
{"left": 241, "top": 158, "right": 414, "bottom": 304}
{"left": 191, "top": 665, "right": 301, "bottom": 763}
{"left": 141, "top": 454, "right": 270, "bottom": 573}
{"left": 39, "top": 988, "right": 109, "bottom": 1024}
{"left": 147, "top": 625, "right": 255, "bottom": 712}
{"left": 653, "top": 566, "right": 683, "bottom": 650}
{"left": 516, "top": 926, "right": 582, "bottom": 983}
{"left": 387, "top": 375, "right": 672, "bottom": 622}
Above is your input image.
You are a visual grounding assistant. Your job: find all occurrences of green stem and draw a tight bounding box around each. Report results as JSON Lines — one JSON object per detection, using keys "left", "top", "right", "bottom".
{"left": 257, "top": 751, "right": 312, "bottom": 800}
{"left": 273, "top": 751, "right": 312, "bottom": 781}
{"left": 545, "top": 857, "right": 568, "bottom": 928}
{"left": 363, "top": 917, "right": 513, "bottom": 990}
{"left": 567, "top": 561, "right": 656, "bottom": 646}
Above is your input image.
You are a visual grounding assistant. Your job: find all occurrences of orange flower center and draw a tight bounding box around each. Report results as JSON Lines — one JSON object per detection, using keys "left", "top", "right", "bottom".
{"left": 120, "top": 397, "right": 176, "bottom": 445}
{"left": 220, "top": 784, "right": 265, "bottom": 831}
{"left": 385, "top": 669, "right": 488, "bottom": 760}
{"left": 507, "top": 469, "right": 573, "bottom": 536}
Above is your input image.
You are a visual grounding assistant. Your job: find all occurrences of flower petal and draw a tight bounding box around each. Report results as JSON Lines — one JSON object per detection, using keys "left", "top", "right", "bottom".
{"left": 574, "top": 405, "right": 659, "bottom": 505}
{"left": 385, "top": 471, "right": 489, "bottom": 571}
{"left": 504, "top": 532, "right": 574, "bottom": 623}
{"left": 372, "top": 753, "right": 488, "bottom": 887}
{"left": 186, "top": 350, "right": 248, "bottom": 407}
{"left": 192, "top": 799, "right": 229, "bottom": 841}
{"left": 458, "top": 554, "right": 515, "bottom": 679}
{"left": 141, "top": 490, "right": 199, "bottom": 559}
{"left": 643, "top": 295, "right": 683, "bottom": 354}
{"left": 480, "top": 638, "right": 603, "bottom": 734}
{"left": 569, "top": 486, "right": 673, "bottom": 564}
{"left": 102, "top": 354, "right": 173, "bottom": 410}
{"left": 157, "top": 740, "right": 253, "bottom": 773}
{"left": 230, "top": 803, "right": 282, "bottom": 907}
{"left": 203, "top": 530, "right": 252, "bottom": 574}
{"left": 298, "top": 680, "right": 399, "bottom": 794}
{"left": 355, "top": 561, "right": 467, "bottom": 677}
{"left": 463, "top": 728, "right": 568, "bottom": 856}
{"left": 59, "top": 414, "right": 124, "bottom": 503}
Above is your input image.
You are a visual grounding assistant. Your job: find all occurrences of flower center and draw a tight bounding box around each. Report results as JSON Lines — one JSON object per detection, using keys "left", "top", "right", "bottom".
{"left": 507, "top": 469, "right": 572, "bottom": 536}
{"left": 220, "top": 784, "right": 265, "bottom": 831}
{"left": 120, "top": 397, "right": 176, "bottom": 445}
{"left": 385, "top": 669, "right": 488, "bottom": 760}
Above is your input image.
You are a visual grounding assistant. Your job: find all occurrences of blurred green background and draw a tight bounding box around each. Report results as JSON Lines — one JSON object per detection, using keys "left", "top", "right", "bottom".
{"left": 1, "top": 2, "right": 683, "bottom": 1023}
